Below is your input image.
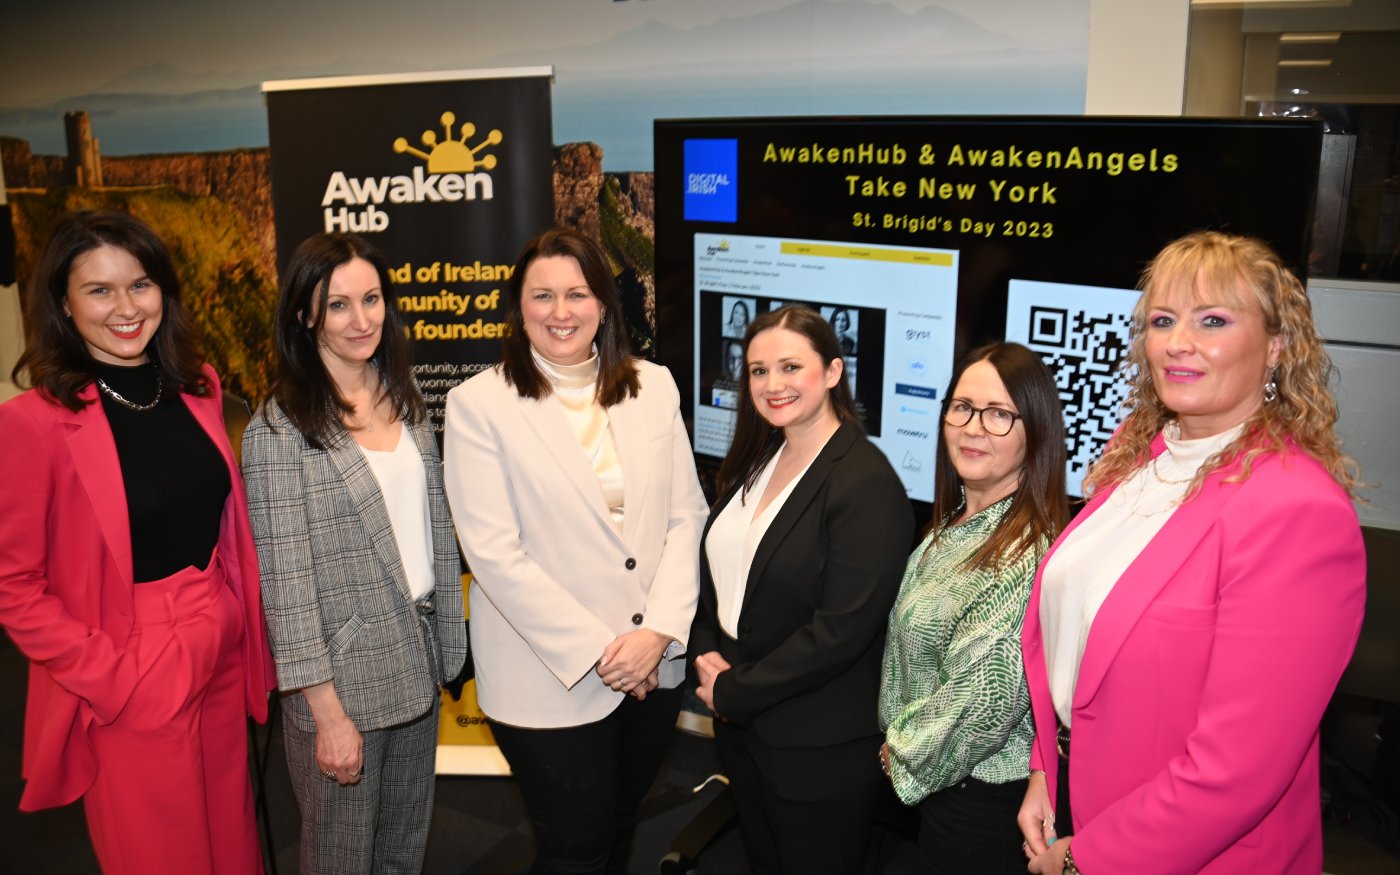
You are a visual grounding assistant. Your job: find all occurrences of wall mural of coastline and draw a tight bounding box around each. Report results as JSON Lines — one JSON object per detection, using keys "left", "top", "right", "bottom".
{"left": 1, "top": 0, "right": 1087, "bottom": 402}
{"left": 2, "top": 135, "right": 279, "bottom": 402}
{"left": 1, "top": 129, "right": 656, "bottom": 404}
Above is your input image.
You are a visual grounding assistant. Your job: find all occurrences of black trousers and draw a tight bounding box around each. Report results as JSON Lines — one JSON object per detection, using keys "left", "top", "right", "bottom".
{"left": 1057, "top": 750, "right": 1075, "bottom": 838}
{"left": 916, "top": 775, "right": 1029, "bottom": 875}
{"left": 715, "top": 723, "right": 885, "bottom": 875}
{"left": 490, "top": 686, "right": 683, "bottom": 875}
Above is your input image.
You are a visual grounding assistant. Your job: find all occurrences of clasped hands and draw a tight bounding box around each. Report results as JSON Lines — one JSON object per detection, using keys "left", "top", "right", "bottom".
{"left": 1018, "top": 770, "right": 1072, "bottom": 873}
{"left": 596, "top": 628, "right": 669, "bottom": 700}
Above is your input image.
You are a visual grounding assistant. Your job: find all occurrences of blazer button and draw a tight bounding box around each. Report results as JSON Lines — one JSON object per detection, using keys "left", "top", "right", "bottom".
{"left": 631, "top": 613, "right": 644, "bottom": 626}
{"left": 624, "top": 558, "right": 637, "bottom": 570}
{"left": 739, "top": 623, "right": 752, "bottom": 635}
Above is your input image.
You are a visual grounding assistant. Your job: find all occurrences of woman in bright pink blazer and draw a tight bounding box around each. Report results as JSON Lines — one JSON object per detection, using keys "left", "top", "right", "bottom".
{"left": 0, "top": 212, "right": 274, "bottom": 873}
{"left": 1018, "top": 232, "right": 1365, "bottom": 875}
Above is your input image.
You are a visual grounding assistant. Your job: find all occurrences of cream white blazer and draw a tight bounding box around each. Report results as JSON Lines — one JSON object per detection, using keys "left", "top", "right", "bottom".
{"left": 443, "top": 359, "right": 707, "bottom": 728}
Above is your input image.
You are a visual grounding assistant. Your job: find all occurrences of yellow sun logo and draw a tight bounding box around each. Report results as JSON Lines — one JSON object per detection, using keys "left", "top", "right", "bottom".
{"left": 393, "top": 112, "right": 503, "bottom": 174}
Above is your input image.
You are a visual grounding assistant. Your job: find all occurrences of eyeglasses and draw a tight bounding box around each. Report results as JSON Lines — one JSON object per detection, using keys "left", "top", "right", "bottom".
{"left": 943, "top": 400, "right": 1022, "bottom": 436}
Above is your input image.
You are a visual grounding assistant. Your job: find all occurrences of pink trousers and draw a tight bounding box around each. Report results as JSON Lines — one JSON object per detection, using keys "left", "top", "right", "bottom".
{"left": 83, "top": 552, "right": 263, "bottom": 874}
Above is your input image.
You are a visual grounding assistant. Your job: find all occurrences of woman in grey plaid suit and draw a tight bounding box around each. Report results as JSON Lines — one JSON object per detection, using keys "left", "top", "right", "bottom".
{"left": 242, "top": 233, "right": 468, "bottom": 874}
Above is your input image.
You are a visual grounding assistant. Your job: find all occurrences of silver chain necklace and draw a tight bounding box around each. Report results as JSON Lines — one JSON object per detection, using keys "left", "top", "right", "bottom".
{"left": 97, "top": 372, "right": 163, "bottom": 412}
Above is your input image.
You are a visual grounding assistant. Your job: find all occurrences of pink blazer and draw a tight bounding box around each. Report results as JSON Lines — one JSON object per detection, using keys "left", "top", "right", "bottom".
{"left": 1023, "top": 435, "right": 1365, "bottom": 874}
{"left": 0, "top": 367, "right": 274, "bottom": 811}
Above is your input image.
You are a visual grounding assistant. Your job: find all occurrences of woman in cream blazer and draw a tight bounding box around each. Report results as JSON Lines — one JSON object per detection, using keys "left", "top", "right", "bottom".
{"left": 444, "top": 228, "right": 707, "bottom": 875}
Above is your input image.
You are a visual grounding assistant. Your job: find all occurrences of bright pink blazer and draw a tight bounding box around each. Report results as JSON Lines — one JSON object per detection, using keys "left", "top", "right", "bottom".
{"left": 1023, "top": 434, "right": 1365, "bottom": 874}
{"left": 0, "top": 367, "right": 274, "bottom": 811}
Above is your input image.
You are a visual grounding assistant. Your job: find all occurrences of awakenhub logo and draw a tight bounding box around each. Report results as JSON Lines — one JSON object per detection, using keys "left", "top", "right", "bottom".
{"left": 684, "top": 139, "right": 738, "bottom": 222}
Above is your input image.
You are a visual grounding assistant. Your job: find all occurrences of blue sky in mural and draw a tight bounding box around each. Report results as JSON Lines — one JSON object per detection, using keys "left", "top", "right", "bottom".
{"left": 0, "top": 0, "right": 1087, "bottom": 171}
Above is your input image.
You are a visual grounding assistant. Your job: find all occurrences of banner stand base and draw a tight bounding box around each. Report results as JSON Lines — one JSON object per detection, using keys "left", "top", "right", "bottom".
{"left": 435, "top": 743, "right": 512, "bottom": 776}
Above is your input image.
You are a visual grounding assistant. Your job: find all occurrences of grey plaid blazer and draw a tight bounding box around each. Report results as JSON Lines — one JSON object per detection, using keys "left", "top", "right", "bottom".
{"left": 242, "top": 399, "right": 468, "bottom": 733}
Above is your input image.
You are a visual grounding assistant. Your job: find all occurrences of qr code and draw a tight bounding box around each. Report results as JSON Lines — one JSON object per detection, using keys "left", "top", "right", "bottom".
{"left": 1005, "top": 281, "right": 1140, "bottom": 495}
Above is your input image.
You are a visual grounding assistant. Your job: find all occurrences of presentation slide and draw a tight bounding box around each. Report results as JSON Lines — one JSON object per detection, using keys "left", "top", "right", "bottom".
{"left": 692, "top": 233, "right": 959, "bottom": 501}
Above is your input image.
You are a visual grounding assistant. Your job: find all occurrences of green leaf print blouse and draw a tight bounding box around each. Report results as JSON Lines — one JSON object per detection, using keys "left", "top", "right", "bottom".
{"left": 877, "top": 494, "right": 1045, "bottom": 806}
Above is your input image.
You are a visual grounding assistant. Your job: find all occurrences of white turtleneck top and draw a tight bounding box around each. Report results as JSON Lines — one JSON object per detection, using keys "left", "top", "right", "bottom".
{"left": 1040, "top": 422, "right": 1243, "bottom": 727}
{"left": 532, "top": 348, "right": 626, "bottom": 535}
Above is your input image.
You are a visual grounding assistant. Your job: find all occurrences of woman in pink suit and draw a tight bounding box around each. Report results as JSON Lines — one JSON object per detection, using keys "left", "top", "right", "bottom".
{"left": 1018, "top": 231, "right": 1365, "bottom": 875}
{"left": 0, "top": 211, "right": 274, "bottom": 873}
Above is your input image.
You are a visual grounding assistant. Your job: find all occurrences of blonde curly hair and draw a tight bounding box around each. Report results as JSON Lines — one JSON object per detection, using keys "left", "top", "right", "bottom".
{"left": 1083, "top": 231, "right": 1359, "bottom": 498}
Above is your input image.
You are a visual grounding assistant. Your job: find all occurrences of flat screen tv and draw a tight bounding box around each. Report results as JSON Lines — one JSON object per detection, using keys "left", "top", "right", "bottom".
{"left": 655, "top": 116, "right": 1322, "bottom": 501}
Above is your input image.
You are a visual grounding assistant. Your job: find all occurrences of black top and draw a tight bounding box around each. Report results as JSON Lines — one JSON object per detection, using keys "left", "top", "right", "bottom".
{"left": 95, "top": 362, "right": 230, "bottom": 583}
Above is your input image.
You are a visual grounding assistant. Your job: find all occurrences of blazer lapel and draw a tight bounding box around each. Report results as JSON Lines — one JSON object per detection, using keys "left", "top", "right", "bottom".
{"left": 741, "top": 423, "right": 856, "bottom": 615}
{"left": 609, "top": 392, "right": 649, "bottom": 546}
{"left": 181, "top": 380, "right": 252, "bottom": 605}
{"left": 183, "top": 383, "right": 238, "bottom": 484}
{"left": 408, "top": 419, "right": 457, "bottom": 573}
{"left": 64, "top": 387, "right": 134, "bottom": 589}
{"left": 516, "top": 392, "right": 614, "bottom": 530}
{"left": 1072, "top": 436, "right": 1232, "bottom": 709}
{"left": 326, "top": 429, "right": 415, "bottom": 604}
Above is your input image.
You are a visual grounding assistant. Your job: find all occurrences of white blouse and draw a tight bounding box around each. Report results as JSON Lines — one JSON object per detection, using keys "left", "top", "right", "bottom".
{"left": 359, "top": 427, "right": 435, "bottom": 601}
{"left": 1041, "top": 423, "right": 1242, "bottom": 727}
{"left": 705, "top": 444, "right": 816, "bottom": 638}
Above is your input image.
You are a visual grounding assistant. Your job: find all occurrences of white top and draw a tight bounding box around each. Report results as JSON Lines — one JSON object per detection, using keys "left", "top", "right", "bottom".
{"left": 359, "top": 427, "right": 435, "bottom": 601}
{"left": 706, "top": 444, "right": 816, "bottom": 637}
{"left": 1041, "top": 423, "right": 1242, "bottom": 727}
{"left": 533, "top": 348, "right": 626, "bottom": 536}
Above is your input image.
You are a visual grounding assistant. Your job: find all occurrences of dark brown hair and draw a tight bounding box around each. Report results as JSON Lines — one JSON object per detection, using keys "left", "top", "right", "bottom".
{"left": 931, "top": 342, "right": 1069, "bottom": 570}
{"left": 498, "top": 227, "right": 640, "bottom": 407}
{"left": 266, "top": 232, "right": 424, "bottom": 449}
{"left": 14, "top": 210, "right": 207, "bottom": 410}
{"left": 716, "top": 305, "right": 861, "bottom": 498}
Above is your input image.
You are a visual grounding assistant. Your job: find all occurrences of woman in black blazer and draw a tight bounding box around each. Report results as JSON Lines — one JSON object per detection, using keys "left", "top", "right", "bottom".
{"left": 691, "top": 305, "right": 914, "bottom": 874}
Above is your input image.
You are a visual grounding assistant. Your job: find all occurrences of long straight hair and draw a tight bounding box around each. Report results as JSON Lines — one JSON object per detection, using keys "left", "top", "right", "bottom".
{"left": 14, "top": 210, "right": 207, "bottom": 410}
{"left": 930, "top": 342, "right": 1069, "bottom": 570}
{"left": 267, "top": 233, "right": 424, "bottom": 449}
{"left": 716, "top": 305, "right": 861, "bottom": 499}
{"left": 498, "top": 227, "right": 640, "bottom": 407}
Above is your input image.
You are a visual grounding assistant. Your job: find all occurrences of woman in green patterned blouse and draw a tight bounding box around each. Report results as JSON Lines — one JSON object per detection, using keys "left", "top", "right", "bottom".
{"left": 879, "top": 341, "right": 1068, "bottom": 874}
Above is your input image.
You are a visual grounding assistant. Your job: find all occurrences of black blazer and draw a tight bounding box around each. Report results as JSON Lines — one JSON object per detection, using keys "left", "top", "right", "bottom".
{"left": 690, "top": 422, "right": 914, "bottom": 748}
